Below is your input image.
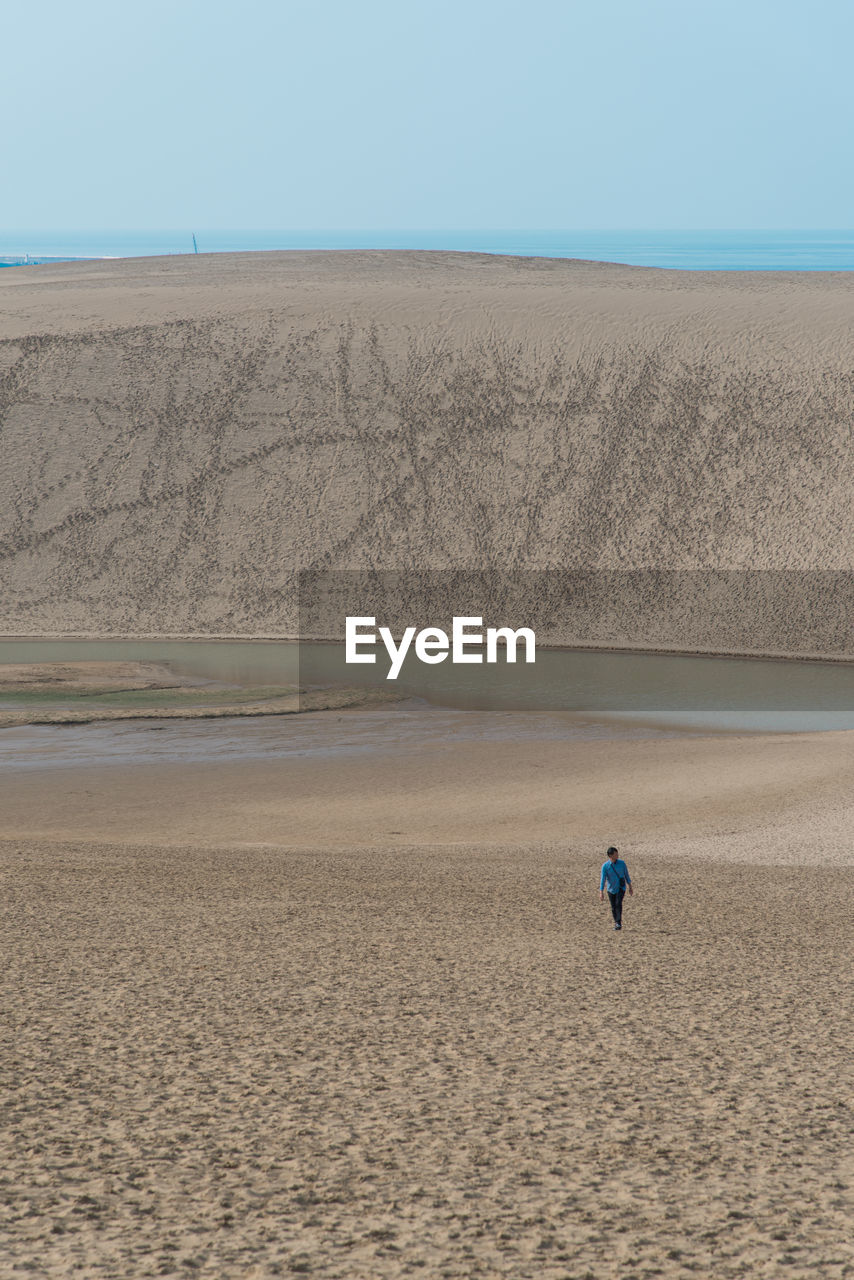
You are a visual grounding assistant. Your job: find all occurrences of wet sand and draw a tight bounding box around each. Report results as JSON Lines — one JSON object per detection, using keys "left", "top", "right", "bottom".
{"left": 1, "top": 702, "right": 854, "bottom": 858}
{"left": 1, "top": 707, "right": 853, "bottom": 1277}
{"left": 0, "top": 659, "right": 398, "bottom": 727}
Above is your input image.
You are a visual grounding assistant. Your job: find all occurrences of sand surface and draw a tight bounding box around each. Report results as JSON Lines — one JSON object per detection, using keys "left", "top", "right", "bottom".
{"left": 2, "top": 709, "right": 853, "bottom": 1277}
{"left": 3, "top": 252, "right": 854, "bottom": 642}
{"left": 2, "top": 844, "right": 852, "bottom": 1279}
{"left": 2, "top": 703, "right": 854, "bottom": 859}
{"left": 0, "top": 661, "right": 192, "bottom": 690}
{"left": 0, "top": 659, "right": 392, "bottom": 726}
{"left": 3, "top": 246, "right": 854, "bottom": 1275}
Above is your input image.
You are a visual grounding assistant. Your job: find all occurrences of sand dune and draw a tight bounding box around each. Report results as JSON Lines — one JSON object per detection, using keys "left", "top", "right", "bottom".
{"left": 2, "top": 252, "right": 854, "bottom": 642}
{"left": 3, "top": 254, "right": 853, "bottom": 1277}
{"left": 1, "top": 713, "right": 853, "bottom": 1277}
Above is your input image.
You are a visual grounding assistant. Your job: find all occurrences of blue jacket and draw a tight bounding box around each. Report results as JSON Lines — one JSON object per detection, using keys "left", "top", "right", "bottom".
{"left": 600, "top": 859, "right": 631, "bottom": 893}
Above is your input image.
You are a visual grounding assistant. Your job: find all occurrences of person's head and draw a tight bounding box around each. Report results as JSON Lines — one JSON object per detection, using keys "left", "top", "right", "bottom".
{"left": 607, "top": 846, "right": 619, "bottom": 861}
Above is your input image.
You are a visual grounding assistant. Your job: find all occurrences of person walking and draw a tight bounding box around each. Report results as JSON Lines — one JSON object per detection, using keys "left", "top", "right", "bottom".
{"left": 599, "top": 846, "right": 633, "bottom": 930}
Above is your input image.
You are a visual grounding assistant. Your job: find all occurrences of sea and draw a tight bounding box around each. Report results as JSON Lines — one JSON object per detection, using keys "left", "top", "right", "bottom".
{"left": 2, "top": 229, "right": 854, "bottom": 271}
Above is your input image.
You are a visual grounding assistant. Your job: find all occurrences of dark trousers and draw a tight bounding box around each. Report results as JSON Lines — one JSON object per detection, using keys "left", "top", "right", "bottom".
{"left": 608, "top": 888, "right": 625, "bottom": 926}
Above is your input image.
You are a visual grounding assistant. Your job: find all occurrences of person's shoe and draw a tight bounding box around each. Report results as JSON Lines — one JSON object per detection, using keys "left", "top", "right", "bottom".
{"left": 615, "top": 923, "right": 622, "bottom": 930}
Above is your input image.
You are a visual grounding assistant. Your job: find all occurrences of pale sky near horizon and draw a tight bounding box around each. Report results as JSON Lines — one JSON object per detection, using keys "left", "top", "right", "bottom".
{"left": 5, "top": 0, "right": 853, "bottom": 230}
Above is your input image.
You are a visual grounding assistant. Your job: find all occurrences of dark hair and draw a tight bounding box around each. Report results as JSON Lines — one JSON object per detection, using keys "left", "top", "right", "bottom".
{"left": 606, "top": 846, "right": 619, "bottom": 856}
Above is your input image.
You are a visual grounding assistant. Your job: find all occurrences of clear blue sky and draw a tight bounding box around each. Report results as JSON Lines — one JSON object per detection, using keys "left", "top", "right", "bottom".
{"left": 5, "top": 0, "right": 853, "bottom": 230}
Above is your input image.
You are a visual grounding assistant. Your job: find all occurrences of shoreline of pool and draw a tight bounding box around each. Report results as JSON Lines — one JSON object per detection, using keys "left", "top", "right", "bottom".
{"left": 3, "top": 634, "right": 854, "bottom": 665}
